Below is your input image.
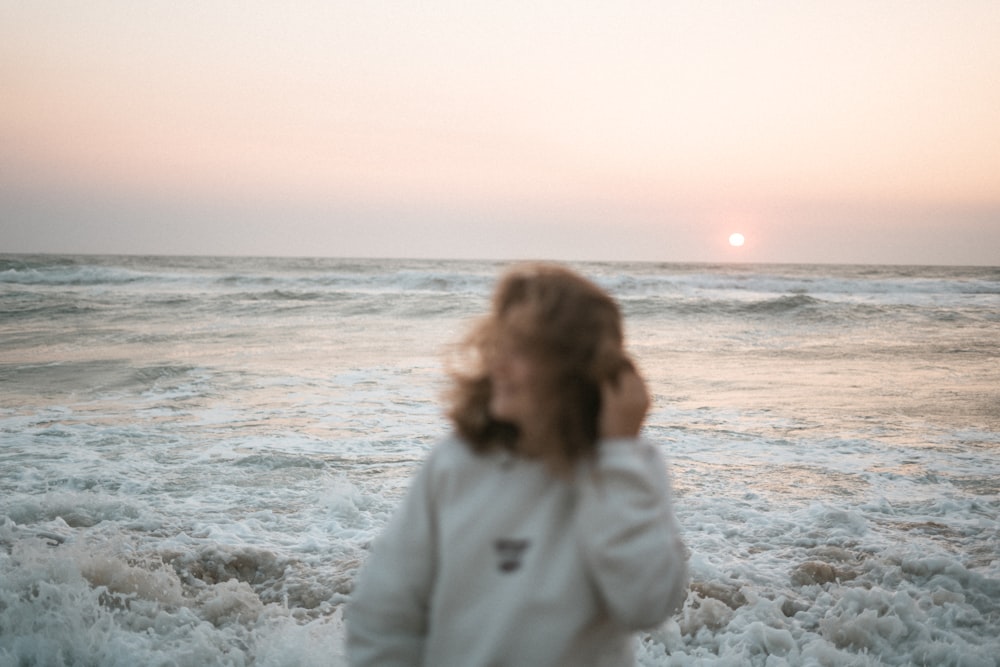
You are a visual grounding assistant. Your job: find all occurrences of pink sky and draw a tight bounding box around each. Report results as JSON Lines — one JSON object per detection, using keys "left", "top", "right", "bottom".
{"left": 2, "top": 1, "right": 999, "bottom": 264}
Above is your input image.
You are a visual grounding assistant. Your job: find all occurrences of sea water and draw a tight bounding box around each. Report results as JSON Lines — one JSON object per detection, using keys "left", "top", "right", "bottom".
{"left": 1, "top": 255, "right": 998, "bottom": 666}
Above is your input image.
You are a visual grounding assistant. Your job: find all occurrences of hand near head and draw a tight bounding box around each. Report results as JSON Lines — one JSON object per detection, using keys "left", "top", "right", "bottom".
{"left": 599, "top": 368, "right": 650, "bottom": 440}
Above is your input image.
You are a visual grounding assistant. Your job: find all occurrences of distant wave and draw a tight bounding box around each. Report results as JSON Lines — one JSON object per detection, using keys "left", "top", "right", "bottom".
{"left": 0, "top": 258, "right": 176, "bottom": 286}
{"left": 243, "top": 289, "right": 328, "bottom": 302}
{"left": 0, "top": 266, "right": 149, "bottom": 286}
{"left": 0, "top": 294, "right": 102, "bottom": 319}
{"left": 740, "top": 293, "right": 822, "bottom": 314}
{"left": 599, "top": 268, "right": 1000, "bottom": 300}
{"left": 621, "top": 293, "right": 832, "bottom": 320}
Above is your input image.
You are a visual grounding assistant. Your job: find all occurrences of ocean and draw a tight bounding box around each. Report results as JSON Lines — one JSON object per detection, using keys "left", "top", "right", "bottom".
{"left": 1, "top": 254, "right": 998, "bottom": 666}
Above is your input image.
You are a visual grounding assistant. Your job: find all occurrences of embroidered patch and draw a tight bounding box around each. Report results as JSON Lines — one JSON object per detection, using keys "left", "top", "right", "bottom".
{"left": 494, "top": 538, "right": 530, "bottom": 573}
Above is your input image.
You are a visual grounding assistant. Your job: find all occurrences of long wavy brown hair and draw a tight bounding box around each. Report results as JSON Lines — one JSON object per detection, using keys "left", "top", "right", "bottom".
{"left": 446, "top": 264, "right": 632, "bottom": 471}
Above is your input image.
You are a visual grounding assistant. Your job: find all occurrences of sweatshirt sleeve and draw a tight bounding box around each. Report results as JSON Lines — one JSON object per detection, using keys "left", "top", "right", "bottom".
{"left": 576, "top": 438, "right": 688, "bottom": 630}
{"left": 346, "top": 455, "right": 438, "bottom": 667}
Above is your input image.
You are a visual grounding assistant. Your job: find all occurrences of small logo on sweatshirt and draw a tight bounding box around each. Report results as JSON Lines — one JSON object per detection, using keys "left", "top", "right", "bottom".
{"left": 494, "top": 538, "right": 530, "bottom": 573}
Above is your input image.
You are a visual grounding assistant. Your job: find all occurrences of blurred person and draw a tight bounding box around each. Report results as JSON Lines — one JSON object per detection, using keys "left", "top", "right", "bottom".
{"left": 346, "top": 263, "right": 688, "bottom": 667}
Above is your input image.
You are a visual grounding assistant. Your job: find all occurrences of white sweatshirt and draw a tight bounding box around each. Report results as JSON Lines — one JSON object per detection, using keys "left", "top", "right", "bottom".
{"left": 346, "top": 435, "right": 688, "bottom": 667}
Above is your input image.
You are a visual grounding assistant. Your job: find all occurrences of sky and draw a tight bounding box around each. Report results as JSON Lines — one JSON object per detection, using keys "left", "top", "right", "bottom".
{"left": 2, "top": 1, "right": 999, "bottom": 264}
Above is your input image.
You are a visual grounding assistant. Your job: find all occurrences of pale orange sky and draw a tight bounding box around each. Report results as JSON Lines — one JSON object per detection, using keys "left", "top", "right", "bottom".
{"left": 2, "top": 1, "right": 999, "bottom": 263}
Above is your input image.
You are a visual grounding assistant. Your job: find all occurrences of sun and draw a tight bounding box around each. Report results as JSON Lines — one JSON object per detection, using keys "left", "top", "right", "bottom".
{"left": 729, "top": 232, "right": 745, "bottom": 247}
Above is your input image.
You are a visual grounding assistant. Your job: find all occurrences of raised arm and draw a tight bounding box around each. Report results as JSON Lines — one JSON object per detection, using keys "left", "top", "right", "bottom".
{"left": 576, "top": 370, "right": 688, "bottom": 629}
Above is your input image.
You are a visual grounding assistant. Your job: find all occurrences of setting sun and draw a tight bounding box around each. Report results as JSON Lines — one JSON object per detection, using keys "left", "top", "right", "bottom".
{"left": 729, "top": 233, "right": 745, "bottom": 247}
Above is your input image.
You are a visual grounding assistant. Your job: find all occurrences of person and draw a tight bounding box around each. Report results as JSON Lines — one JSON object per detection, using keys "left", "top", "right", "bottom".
{"left": 346, "top": 263, "right": 688, "bottom": 667}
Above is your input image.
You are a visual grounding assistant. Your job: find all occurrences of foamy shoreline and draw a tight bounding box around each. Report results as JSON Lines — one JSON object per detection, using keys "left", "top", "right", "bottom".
{"left": 2, "top": 255, "right": 998, "bottom": 665}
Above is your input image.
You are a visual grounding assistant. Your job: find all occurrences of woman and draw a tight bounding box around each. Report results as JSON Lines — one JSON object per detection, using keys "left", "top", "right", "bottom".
{"left": 346, "top": 264, "right": 688, "bottom": 667}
